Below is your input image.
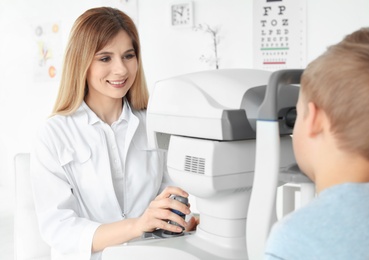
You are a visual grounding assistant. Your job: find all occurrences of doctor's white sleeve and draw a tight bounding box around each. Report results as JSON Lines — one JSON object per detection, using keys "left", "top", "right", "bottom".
{"left": 30, "top": 127, "right": 101, "bottom": 259}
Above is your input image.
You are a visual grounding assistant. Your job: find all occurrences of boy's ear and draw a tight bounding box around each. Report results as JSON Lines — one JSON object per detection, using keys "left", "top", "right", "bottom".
{"left": 306, "top": 102, "right": 325, "bottom": 137}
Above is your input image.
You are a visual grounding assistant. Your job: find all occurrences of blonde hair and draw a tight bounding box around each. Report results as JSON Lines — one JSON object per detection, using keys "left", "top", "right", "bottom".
{"left": 52, "top": 7, "right": 148, "bottom": 116}
{"left": 301, "top": 27, "right": 369, "bottom": 160}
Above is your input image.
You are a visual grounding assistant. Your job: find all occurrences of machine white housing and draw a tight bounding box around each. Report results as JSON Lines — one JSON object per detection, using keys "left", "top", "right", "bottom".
{"left": 147, "top": 69, "right": 273, "bottom": 146}
{"left": 102, "top": 69, "right": 305, "bottom": 260}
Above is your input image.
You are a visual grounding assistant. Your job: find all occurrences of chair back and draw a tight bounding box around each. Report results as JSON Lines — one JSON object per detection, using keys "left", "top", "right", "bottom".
{"left": 14, "top": 153, "right": 51, "bottom": 260}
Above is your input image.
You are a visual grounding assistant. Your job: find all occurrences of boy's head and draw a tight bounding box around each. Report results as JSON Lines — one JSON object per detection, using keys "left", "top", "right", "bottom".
{"left": 293, "top": 27, "right": 369, "bottom": 178}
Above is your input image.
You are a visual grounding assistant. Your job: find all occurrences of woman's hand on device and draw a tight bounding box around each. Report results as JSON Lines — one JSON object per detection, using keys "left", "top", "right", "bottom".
{"left": 136, "top": 186, "right": 190, "bottom": 234}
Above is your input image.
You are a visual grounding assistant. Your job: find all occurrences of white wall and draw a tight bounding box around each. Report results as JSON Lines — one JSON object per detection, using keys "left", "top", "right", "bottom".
{"left": 1, "top": 0, "right": 369, "bottom": 190}
{"left": 138, "top": 0, "right": 253, "bottom": 90}
{"left": 306, "top": 0, "right": 369, "bottom": 62}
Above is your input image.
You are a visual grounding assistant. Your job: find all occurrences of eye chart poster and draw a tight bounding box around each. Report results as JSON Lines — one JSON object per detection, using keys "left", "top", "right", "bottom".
{"left": 253, "top": 0, "right": 307, "bottom": 71}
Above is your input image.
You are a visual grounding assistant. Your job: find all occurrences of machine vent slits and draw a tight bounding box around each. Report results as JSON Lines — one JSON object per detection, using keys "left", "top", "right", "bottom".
{"left": 184, "top": 155, "right": 205, "bottom": 174}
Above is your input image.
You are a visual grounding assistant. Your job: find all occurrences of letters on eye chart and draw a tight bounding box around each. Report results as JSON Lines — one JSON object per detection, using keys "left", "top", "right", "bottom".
{"left": 252, "top": 0, "right": 307, "bottom": 71}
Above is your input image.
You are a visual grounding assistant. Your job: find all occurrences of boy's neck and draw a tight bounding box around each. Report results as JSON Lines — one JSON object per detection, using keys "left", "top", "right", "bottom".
{"left": 314, "top": 152, "right": 369, "bottom": 193}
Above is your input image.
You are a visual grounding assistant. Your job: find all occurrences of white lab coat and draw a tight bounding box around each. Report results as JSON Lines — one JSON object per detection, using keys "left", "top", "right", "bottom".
{"left": 30, "top": 101, "right": 168, "bottom": 260}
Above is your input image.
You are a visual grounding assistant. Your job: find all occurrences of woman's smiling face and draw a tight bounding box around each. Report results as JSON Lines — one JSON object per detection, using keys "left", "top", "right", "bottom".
{"left": 86, "top": 29, "right": 138, "bottom": 102}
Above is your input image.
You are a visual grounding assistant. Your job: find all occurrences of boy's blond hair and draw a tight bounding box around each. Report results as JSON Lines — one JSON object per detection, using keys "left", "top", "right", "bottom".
{"left": 52, "top": 7, "right": 148, "bottom": 116}
{"left": 301, "top": 27, "right": 369, "bottom": 160}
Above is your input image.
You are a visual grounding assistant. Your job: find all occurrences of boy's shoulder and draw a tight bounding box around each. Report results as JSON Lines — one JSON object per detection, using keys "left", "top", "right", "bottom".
{"left": 275, "top": 182, "right": 369, "bottom": 230}
{"left": 265, "top": 183, "right": 369, "bottom": 259}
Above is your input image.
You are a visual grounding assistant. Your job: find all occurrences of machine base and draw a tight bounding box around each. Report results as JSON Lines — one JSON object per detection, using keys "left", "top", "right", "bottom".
{"left": 102, "top": 228, "right": 247, "bottom": 260}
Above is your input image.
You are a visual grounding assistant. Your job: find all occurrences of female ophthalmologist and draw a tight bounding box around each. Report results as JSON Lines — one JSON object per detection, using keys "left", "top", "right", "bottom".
{"left": 30, "top": 7, "right": 197, "bottom": 260}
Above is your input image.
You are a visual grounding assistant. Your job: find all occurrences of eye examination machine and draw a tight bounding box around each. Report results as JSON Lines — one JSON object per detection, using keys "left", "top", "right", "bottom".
{"left": 102, "top": 69, "right": 313, "bottom": 259}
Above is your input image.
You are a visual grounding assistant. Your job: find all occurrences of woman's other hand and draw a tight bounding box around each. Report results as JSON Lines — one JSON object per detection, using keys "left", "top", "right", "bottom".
{"left": 185, "top": 214, "right": 200, "bottom": 232}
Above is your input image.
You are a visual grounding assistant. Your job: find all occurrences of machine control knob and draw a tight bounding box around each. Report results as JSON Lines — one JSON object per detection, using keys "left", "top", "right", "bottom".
{"left": 164, "top": 195, "right": 189, "bottom": 236}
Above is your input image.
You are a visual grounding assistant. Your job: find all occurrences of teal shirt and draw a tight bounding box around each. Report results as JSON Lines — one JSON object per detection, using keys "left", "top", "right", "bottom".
{"left": 265, "top": 182, "right": 369, "bottom": 260}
